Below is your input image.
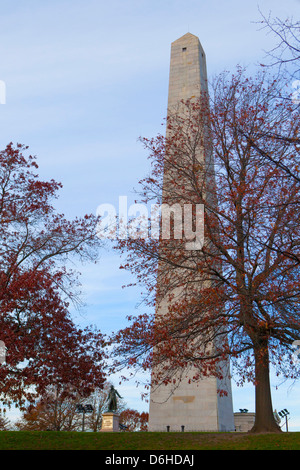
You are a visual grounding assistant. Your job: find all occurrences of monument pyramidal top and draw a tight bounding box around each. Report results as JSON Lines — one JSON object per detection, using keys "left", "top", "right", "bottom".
{"left": 167, "top": 32, "right": 208, "bottom": 109}
{"left": 172, "top": 32, "right": 201, "bottom": 43}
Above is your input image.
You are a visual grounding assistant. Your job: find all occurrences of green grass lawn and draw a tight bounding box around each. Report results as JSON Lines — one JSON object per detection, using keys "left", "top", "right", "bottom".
{"left": 0, "top": 431, "right": 299, "bottom": 450}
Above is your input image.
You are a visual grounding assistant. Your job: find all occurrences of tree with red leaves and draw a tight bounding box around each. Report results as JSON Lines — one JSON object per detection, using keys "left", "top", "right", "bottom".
{"left": 0, "top": 143, "right": 105, "bottom": 409}
{"left": 120, "top": 409, "right": 149, "bottom": 432}
{"left": 110, "top": 69, "right": 300, "bottom": 433}
{"left": 15, "top": 393, "right": 81, "bottom": 431}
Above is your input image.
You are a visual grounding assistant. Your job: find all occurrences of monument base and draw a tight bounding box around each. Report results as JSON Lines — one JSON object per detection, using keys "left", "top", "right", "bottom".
{"left": 100, "top": 412, "right": 120, "bottom": 432}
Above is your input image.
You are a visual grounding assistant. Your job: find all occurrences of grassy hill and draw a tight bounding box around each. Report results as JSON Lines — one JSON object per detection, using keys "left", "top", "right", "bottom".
{"left": 0, "top": 431, "right": 299, "bottom": 450}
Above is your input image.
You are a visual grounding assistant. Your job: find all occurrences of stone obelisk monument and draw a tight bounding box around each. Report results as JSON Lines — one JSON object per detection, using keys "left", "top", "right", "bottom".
{"left": 148, "top": 33, "right": 235, "bottom": 432}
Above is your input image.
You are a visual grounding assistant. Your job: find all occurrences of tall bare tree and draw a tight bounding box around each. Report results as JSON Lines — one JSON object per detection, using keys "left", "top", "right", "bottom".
{"left": 110, "top": 69, "right": 300, "bottom": 433}
{"left": 257, "top": 8, "right": 300, "bottom": 80}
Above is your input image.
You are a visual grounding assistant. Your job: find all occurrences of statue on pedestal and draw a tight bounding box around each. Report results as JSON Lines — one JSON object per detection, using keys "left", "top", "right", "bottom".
{"left": 106, "top": 385, "right": 122, "bottom": 412}
{"left": 101, "top": 385, "right": 123, "bottom": 432}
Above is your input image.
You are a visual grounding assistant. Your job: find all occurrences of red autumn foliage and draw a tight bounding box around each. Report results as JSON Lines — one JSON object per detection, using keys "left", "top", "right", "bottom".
{"left": 0, "top": 143, "right": 105, "bottom": 408}
{"left": 119, "top": 408, "right": 149, "bottom": 432}
{"left": 110, "top": 69, "right": 300, "bottom": 433}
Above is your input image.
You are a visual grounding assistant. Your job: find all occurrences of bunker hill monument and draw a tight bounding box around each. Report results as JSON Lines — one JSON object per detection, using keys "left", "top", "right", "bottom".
{"left": 148, "top": 33, "right": 235, "bottom": 432}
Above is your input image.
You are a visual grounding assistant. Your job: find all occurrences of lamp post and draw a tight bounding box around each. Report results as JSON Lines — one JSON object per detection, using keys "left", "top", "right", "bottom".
{"left": 76, "top": 404, "right": 94, "bottom": 432}
{"left": 278, "top": 409, "right": 290, "bottom": 432}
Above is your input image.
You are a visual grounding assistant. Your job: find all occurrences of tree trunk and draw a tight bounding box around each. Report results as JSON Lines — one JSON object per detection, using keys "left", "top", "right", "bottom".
{"left": 250, "top": 340, "right": 282, "bottom": 433}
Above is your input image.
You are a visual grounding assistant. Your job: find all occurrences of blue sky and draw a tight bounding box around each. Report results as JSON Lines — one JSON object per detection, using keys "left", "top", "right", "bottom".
{"left": 1, "top": 0, "right": 300, "bottom": 430}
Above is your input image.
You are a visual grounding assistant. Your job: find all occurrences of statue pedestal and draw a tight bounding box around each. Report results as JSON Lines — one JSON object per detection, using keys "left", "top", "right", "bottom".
{"left": 100, "top": 412, "right": 120, "bottom": 432}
